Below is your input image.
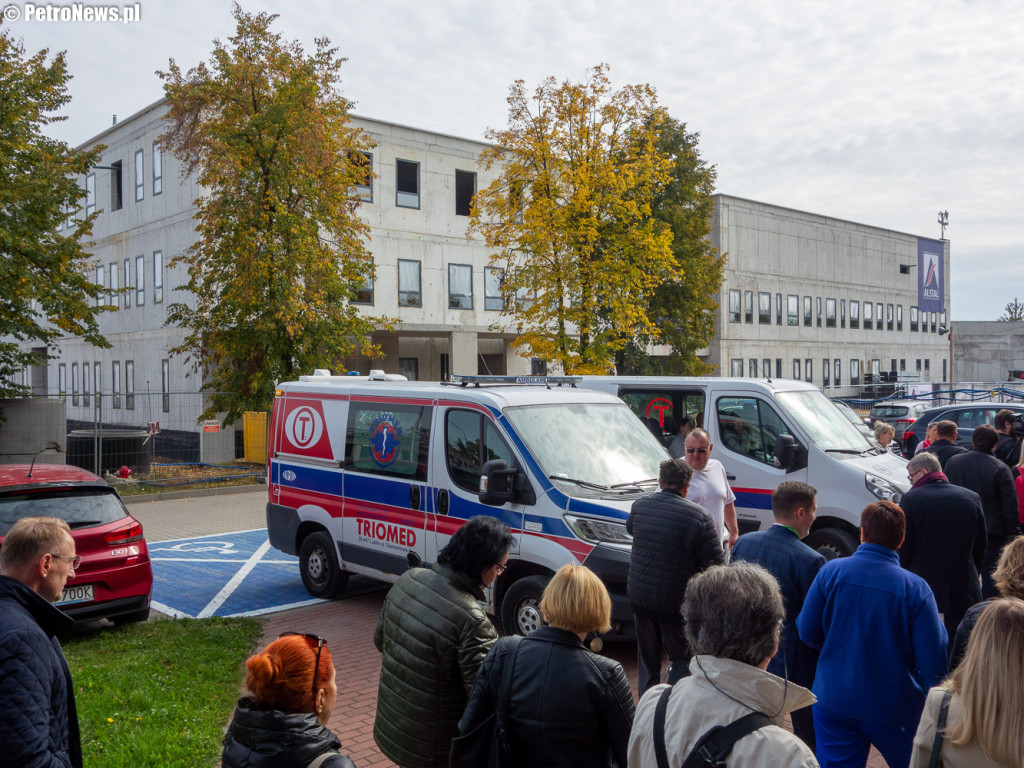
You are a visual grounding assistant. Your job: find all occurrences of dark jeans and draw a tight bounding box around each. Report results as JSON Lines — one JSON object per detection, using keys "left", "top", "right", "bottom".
{"left": 633, "top": 613, "right": 691, "bottom": 695}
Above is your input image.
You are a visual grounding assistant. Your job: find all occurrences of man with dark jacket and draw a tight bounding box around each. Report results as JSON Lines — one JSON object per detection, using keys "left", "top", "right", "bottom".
{"left": 373, "top": 515, "right": 513, "bottom": 768}
{"left": 899, "top": 451, "right": 987, "bottom": 647}
{"left": 994, "top": 408, "right": 1022, "bottom": 468}
{"left": 946, "top": 425, "right": 1019, "bottom": 598}
{"left": 924, "top": 420, "right": 967, "bottom": 470}
{"left": 731, "top": 481, "right": 825, "bottom": 750}
{"left": 0, "top": 516, "right": 83, "bottom": 768}
{"left": 626, "top": 458, "right": 724, "bottom": 694}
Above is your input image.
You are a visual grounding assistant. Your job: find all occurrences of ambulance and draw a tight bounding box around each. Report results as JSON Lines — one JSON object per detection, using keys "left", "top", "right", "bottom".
{"left": 577, "top": 376, "right": 911, "bottom": 558}
{"left": 265, "top": 371, "right": 668, "bottom": 637}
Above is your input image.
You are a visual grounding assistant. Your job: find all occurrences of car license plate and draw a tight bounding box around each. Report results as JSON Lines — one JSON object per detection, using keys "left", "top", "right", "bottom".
{"left": 57, "top": 584, "right": 93, "bottom": 606}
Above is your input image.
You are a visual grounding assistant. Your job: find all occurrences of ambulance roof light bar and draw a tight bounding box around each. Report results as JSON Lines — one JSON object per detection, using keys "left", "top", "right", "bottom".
{"left": 446, "top": 374, "right": 581, "bottom": 388}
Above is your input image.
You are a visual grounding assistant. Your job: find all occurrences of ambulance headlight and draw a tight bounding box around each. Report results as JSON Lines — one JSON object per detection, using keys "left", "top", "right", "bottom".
{"left": 564, "top": 515, "right": 632, "bottom": 549}
{"left": 865, "top": 473, "right": 902, "bottom": 504}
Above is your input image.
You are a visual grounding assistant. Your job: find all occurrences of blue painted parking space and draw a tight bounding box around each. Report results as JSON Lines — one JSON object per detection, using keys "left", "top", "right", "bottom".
{"left": 149, "top": 529, "right": 323, "bottom": 619}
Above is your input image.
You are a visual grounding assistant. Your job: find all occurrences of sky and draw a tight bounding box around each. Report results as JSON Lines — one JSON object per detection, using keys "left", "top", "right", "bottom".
{"left": 4, "top": 0, "right": 1022, "bottom": 320}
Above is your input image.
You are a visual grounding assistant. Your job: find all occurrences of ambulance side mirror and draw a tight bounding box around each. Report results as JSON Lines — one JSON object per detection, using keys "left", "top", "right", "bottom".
{"left": 479, "top": 460, "right": 518, "bottom": 506}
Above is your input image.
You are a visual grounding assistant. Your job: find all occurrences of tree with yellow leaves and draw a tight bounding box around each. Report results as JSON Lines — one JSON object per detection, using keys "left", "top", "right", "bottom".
{"left": 159, "top": 4, "right": 379, "bottom": 423}
{"left": 471, "top": 64, "right": 683, "bottom": 374}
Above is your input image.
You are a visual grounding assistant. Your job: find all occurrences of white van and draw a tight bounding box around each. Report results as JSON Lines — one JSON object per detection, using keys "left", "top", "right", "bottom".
{"left": 265, "top": 372, "right": 669, "bottom": 637}
{"left": 577, "top": 376, "right": 910, "bottom": 558}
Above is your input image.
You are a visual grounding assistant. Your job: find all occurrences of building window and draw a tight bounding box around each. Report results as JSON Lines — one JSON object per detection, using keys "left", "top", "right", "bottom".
{"left": 823, "top": 358, "right": 830, "bottom": 387}
{"left": 924, "top": 358, "right": 931, "bottom": 379}
{"left": 123, "top": 259, "right": 131, "bottom": 308}
{"left": 805, "top": 359, "right": 813, "bottom": 383}
{"left": 942, "top": 358, "right": 947, "bottom": 382}
{"left": 863, "top": 300, "right": 872, "bottom": 330}
{"left": 850, "top": 300, "right": 860, "bottom": 329}
{"left": 731, "top": 359, "right": 744, "bottom": 377}
{"left": 803, "top": 296, "right": 812, "bottom": 327}
{"left": 930, "top": 312, "right": 937, "bottom": 333}
{"left": 787, "top": 294, "right": 799, "bottom": 326}
{"left": 877, "top": 303, "right": 884, "bottom": 331}
{"left": 125, "top": 360, "right": 134, "bottom": 410}
{"left": 749, "top": 358, "right": 758, "bottom": 377}
{"left": 850, "top": 358, "right": 861, "bottom": 386}
{"left": 455, "top": 170, "right": 476, "bottom": 217}
{"left": 762, "top": 358, "right": 771, "bottom": 379}
{"left": 728, "top": 289, "right": 741, "bottom": 323}
{"left": 758, "top": 292, "right": 771, "bottom": 324}
{"left": 816, "top": 297, "right": 822, "bottom": 327}
{"left": 104, "top": 262, "right": 117, "bottom": 307}
{"left": 110, "top": 160, "right": 123, "bottom": 210}
{"left": 825, "top": 298, "right": 836, "bottom": 328}
{"left": 834, "top": 359, "right": 841, "bottom": 387}
{"left": 840, "top": 299, "right": 846, "bottom": 328}
{"left": 152, "top": 142, "right": 163, "bottom": 195}
{"left": 484, "top": 267, "right": 504, "bottom": 311}
{"left": 776, "top": 293, "right": 782, "bottom": 325}
{"left": 353, "top": 258, "right": 373, "bottom": 305}
{"left": 352, "top": 151, "right": 372, "bottom": 202}
{"left": 153, "top": 251, "right": 163, "bottom": 304}
{"left": 134, "top": 149, "right": 144, "bottom": 202}
{"left": 112, "top": 361, "right": 121, "bottom": 409}
{"left": 396, "top": 159, "right": 420, "bottom": 209}
{"left": 82, "top": 363, "right": 90, "bottom": 407}
{"left": 93, "top": 362, "right": 101, "bottom": 407}
{"left": 85, "top": 173, "right": 96, "bottom": 216}
{"left": 161, "top": 359, "right": 170, "bottom": 413}
{"left": 95, "top": 266, "right": 105, "bottom": 308}
{"left": 398, "top": 357, "right": 419, "bottom": 381}
{"left": 886, "top": 304, "right": 894, "bottom": 331}
{"left": 58, "top": 364, "right": 66, "bottom": 401}
{"left": 775, "top": 358, "right": 782, "bottom": 378}
{"left": 398, "top": 259, "right": 422, "bottom": 307}
{"left": 793, "top": 359, "right": 801, "bottom": 380}
{"left": 940, "top": 310, "right": 947, "bottom": 333}
{"left": 448, "top": 264, "right": 473, "bottom": 309}
{"left": 916, "top": 358, "right": 922, "bottom": 372}
{"left": 910, "top": 306, "right": 919, "bottom": 332}
{"left": 744, "top": 290, "right": 753, "bottom": 324}
{"left": 900, "top": 359, "right": 906, "bottom": 372}
{"left": 897, "top": 304, "right": 903, "bottom": 331}
{"left": 135, "top": 255, "right": 145, "bottom": 306}
{"left": 71, "top": 363, "right": 79, "bottom": 406}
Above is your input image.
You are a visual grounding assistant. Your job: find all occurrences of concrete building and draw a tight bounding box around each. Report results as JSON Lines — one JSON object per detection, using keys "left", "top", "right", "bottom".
{"left": 708, "top": 195, "right": 951, "bottom": 398}
{"left": 950, "top": 321, "right": 1024, "bottom": 383}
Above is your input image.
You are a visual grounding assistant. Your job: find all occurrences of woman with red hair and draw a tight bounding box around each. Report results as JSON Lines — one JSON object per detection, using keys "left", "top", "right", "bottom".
{"left": 222, "top": 632, "right": 355, "bottom": 768}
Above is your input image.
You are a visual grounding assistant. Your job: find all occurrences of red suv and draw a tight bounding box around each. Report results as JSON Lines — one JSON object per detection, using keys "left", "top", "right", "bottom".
{"left": 0, "top": 463, "right": 153, "bottom": 624}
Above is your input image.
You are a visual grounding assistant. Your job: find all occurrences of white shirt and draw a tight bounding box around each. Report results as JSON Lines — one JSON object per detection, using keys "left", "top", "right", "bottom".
{"left": 686, "top": 458, "right": 736, "bottom": 540}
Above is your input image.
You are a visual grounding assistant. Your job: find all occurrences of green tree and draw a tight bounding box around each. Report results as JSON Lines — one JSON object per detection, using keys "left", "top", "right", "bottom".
{"left": 998, "top": 297, "right": 1024, "bottom": 322}
{"left": 470, "top": 64, "right": 675, "bottom": 374}
{"left": 159, "top": 4, "right": 380, "bottom": 423}
{"left": 614, "top": 117, "right": 722, "bottom": 375}
{"left": 0, "top": 21, "right": 106, "bottom": 398}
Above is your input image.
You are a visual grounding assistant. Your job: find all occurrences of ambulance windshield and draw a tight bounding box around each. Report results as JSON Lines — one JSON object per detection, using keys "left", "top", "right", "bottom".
{"left": 504, "top": 402, "right": 666, "bottom": 494}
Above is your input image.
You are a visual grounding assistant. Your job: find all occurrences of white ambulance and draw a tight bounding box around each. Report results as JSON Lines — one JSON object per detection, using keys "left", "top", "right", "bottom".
{"left": 577, "top": 375, "right": 911, "bottom": 557}
{"left": 265, "top": 372, "right": 668, "bottom": 637}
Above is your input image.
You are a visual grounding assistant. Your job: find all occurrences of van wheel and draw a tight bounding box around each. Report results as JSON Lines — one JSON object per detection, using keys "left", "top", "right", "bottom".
{"left": 804, "top": 528, "right": 858, "bottom": 561}
{"left": 501, "top": 575, "right": 549, "bottom": 636}
{"left": 299, "top": 531, "right": 349, "bottom": 599}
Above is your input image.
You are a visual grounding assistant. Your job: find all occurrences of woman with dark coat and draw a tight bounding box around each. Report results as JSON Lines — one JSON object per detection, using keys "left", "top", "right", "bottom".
{"left": 457, "top": 564, "right": 635, "bottom": 768}
{"left": 222, "top": 633, "right": 355, "bottom": 768}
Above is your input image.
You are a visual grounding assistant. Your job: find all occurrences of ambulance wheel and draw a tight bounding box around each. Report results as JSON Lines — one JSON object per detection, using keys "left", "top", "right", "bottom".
{"left": 299, "top": 531, "right": 349, "bottom": 599}
{"left": 804, "top": 528, "right": 858, "bottom": 561}
{"left": 501, "top": 575, "right": 549, "bottom": 636}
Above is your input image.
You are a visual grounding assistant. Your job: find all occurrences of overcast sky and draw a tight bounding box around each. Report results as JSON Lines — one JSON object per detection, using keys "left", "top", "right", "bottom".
{"left": 5, "top": 0, "right": 1022, "bottom": 320}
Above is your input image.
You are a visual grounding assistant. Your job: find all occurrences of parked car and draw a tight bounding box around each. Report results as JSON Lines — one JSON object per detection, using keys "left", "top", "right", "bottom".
{"left": 865, "top": 400, "right": 930, "bottom": 446}
{"left": 903, "top": 402, "right": 1024, "bottom": 454}
{"left": 832, "top": 399, "right": 874, "bottom": 440}
{"left": 0, "top": 463, "right": 153, "bottom": 624}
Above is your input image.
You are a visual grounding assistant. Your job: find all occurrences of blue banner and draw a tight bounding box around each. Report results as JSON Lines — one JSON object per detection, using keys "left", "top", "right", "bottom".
{"left": 917, "top": 238, "right": 945, "bottom": 313}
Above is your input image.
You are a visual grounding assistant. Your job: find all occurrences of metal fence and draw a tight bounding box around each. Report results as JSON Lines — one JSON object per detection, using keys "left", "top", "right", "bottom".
{"left": 836, "top": 381, "right": 1024, "bottom": 409}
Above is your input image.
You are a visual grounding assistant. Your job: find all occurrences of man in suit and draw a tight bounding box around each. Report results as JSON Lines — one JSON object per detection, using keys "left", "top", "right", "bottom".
{"left": 899, "top": 451, "right": 987, "bottom": 650}
{"left": 946, "top": 425, "right": 1019, "bottom": 598}
{"left": 924, "top": 420, "right": 967, "bottom": 470}
{"left": 731, "top": 480, "right": 825, "bottom": 750}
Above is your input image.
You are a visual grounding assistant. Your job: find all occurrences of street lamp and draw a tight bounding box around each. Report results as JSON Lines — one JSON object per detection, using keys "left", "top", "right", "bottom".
{"left": 938, "top": 210, "right": 949, "bottom": 240}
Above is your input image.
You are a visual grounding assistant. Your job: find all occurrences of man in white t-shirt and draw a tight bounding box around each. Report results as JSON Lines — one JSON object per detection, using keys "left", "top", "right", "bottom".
{"left": 683, "top": 429, "right": 738, "bottom": 548}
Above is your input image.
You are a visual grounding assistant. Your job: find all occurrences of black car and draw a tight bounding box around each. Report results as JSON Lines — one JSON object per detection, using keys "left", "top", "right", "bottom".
{"left": 903, "top": 402, "right": 1024, "bottom": 454}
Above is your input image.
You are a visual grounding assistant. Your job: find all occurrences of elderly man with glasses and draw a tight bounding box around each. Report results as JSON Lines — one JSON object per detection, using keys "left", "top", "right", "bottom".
{"left": 0, "top": 516, "right": 82, "bottom": 768}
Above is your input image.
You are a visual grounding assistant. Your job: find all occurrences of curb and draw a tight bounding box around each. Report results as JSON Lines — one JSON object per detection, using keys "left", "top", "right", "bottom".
{"left": 122, "top": 483, "right": 264, "bottom": 504}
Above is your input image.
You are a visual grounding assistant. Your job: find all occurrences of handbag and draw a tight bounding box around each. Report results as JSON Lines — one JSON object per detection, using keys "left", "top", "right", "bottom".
{"left": 927, "top": 689, "right": 953, "bottom": 768}
{"left": 450, "top": 636, "right": 522, "bottom": 768}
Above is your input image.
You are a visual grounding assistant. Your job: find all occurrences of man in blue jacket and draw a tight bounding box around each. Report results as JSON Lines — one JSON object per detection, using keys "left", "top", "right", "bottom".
{"left": 731, "top": 480, "right": 824, "bottom": 750}
{"left": 0, "top": 516, "right": 82, "bottom": 768}
{"left": 797, "top": 501, "right": 947, "bottom": 768}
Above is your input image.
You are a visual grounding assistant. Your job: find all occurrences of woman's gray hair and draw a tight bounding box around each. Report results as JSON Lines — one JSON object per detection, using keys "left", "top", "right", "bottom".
{"left": 682, "top": 562, "right": 784, "bottom": 667}
{"left": 873, "top": 420, "right": 894, "bottom": 439}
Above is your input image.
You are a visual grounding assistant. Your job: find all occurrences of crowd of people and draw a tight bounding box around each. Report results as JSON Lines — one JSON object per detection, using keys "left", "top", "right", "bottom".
{"left": 2, "top": 407, "right": 1023, "bottom": 768}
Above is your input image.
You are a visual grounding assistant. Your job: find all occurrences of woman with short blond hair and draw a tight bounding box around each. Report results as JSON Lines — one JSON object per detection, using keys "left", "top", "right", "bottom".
{"left": 911, "top": 598, "right": 1024, "bottom": 767}
{"left": 456, "top": 564, "right": 633, "bottom": 768}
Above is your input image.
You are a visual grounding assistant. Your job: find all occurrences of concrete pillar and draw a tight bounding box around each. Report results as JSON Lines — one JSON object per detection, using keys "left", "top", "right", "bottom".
{"left": 504, "top": 341, "right": 531, "bottom": 376}
{"left": 377, "top": 336, "right": 400, "bottom": 373}
{"left": 449, "top": 331, "right": 478, "bottom": 377}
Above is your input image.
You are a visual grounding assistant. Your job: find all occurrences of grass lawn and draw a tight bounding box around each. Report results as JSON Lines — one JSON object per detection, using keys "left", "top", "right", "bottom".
{"left": 63, "top": 616, "right": 262, "bottom": 768}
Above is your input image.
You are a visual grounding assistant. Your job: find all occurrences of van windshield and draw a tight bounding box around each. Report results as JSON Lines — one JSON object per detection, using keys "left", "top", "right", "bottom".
{"left": 776, "top": 389, "right": 876, "bottom": 454}
{"left": 504, "top": 402, "right": 666, "bottom": 494}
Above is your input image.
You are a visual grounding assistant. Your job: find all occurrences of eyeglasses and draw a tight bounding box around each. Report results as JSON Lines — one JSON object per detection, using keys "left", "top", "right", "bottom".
{"left": 50, "top": 554, "right": 82, "bottom": 569}
{"left": 685, "top": 447, "right": 709, "bottom": 455}
{"left": 494, "top": 562, "right": 508, "bottom": 574}
{"left": 279, "top": 632, "right": 327, "bottom": 699}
